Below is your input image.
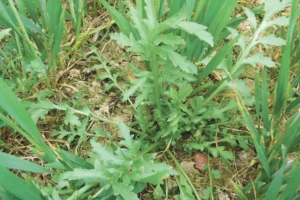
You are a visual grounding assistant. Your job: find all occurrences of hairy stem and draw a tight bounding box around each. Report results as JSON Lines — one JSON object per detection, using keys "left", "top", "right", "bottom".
{"left": 167, "top": 150, "right": 201, "bottom": 200}
{"left": 204, "top": 17, "right": 269, "bottom": 103}
{"left": 150, "top": 47, "right": 162, "bottom": 112}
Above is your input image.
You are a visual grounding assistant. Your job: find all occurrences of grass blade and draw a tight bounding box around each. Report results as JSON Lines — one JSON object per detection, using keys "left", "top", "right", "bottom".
{"left": 237, "top": 94, "right": 271, "bottom": 177}
{"left": 261, "top": 67, "right": 270, "bottom": 131}
{"left": 0, "top": 29, "right": 11, "bottom": 40}
{"left": 197, "top": 36, "right": 238, "bottom": 83}
{"left": 0, "top": 165, "right": 44, "bottom": 200}
{"left": 265, "top": 145, "right": 287, "bottom": 200}
{"left": 255, "top": 73, "right": 261, "bottom": 121}
{"left": 0, "top": 152, "right": 52, "bottom": 173}
{"left": 228, "top": 74, "right": 271, "bottom": 177}
{"left": 136, "top": 0, "right": 146, "bottom": 18}
{"left": 231, "top": 181, "right": 248, "bottom": 200}
{"left": 156, "top": 0, "right": 165, "bottom": 20}
{"left": 56, "top": 149, "right": 93, "bottom": 170}
{"left": 278, "top": 155, "right": 300, "bottom": 199}
{"left": 270, "top": 110, "right": 300, "bottom": 156}
{"left": 0, "top": 78, "right": 56, "bottom": 162}
{"left": 273, "top": 0, "right": 299, "bottom": 119}
{"left": 100, "top": 0, "right": 138, "bottom": 38}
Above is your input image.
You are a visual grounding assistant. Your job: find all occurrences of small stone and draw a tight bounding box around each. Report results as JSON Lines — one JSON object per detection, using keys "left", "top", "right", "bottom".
{"left": 193, "top": 152, "right": 208, "bottom": 171}
{"left": 217, "top": 192, "right": 230, "bottom": 200}
{"left": 180, "top": 161, "right": 199, "bottom": 174}
{"left": 69, "top": 69, "right": 81, "bottom": 78}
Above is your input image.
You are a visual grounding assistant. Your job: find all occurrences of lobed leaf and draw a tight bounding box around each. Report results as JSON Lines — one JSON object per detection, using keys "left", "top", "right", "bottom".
{"left": 258, "top": 34, "right": 286, "bottom": 46}
{"left": 158, "top": 47, "right": 197, "bottom": 74}
{"left": 244, "top": 53, "right": 276, "bottom": 68}
{"left": 244, "top": 7, "right": 257, "bottom": 29}
{"left": 177, "top": 21, "right": 213, "bottom": 47}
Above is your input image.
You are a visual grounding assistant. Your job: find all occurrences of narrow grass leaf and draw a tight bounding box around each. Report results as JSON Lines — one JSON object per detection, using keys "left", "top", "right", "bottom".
{"left": 255, "top": 73, "right": 261, "bottom": 119}
{"left": 197, "top": 37, "right": 238, "bottom": 83}
{"left": 286, "top": 97, "right": 300, "bottom": 114}
{"left": 0, "top": 2, "right": 21, "bottom": 35}
{"left": 261, "top": 67, "right": 270, "bottom": 131}
{"left": 100, "top": 0, "right": 138, "bottom": 38}
{"left": 239, "top": 96, "right": 270, "bottom": 177}
{"left": 192, "top": 0, "right": 238, "bottom": 60}
{"left": 66, "top": 0, "right": 76, "bottom": 22}
{"left": 0, "top": 165, "right": 44, "bottom": 200}
{"left": 0, "top": 78, "right": 56, "bottom": 162}
{"left": 0, "top": 188, "right": 17, "bottom": 200}
{"left": 136, "top": 0, "right": 146, "bottom": 18}
{"left": 231, "top": 81, "right": 271, "bottom": 177}
{"left": 231, "top": 181, "right": 248, "bottom": 200}
{"left": 192, "top": 1, "right": 206, "bottom": 22}
{"left": 185, "top": 0, "right": 196, "bottom": 21}
{"left": 168, "top": 0, "right": 183, "bottom": 17}
{"left": 278, "top": 156, "right": 300, "bottom": 199}
{"left": 270, "top": 110, "right": 300, "bottom": 154}
{"left": 265, "top": 145, "right": 287, "bottom": 200}
{"left": 274, "top": 0, "right": 299, "bottom": 118}
{"left": 156, "top": 0, "right": 165, "bottom": 20}
{"left": 0, "top": 152, "right": 52, "bottom": 173}
{"left": 0, "top": 29, "right": 11, "bottom": 40}
{"left": 55, "top": 149, "right": 93, "bottom": 170}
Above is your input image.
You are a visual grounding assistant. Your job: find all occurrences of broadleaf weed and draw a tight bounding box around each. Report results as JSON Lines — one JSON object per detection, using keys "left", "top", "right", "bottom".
{"left": 0, "top": 0, "right": 299, "bottom": 199}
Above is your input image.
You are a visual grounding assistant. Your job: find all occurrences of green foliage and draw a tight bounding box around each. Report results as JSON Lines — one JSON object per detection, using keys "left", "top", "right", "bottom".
{"left": 0, "top": 0, "right": 299, "bottom": 199}
{"left": 231, "top": 0, "right": 300, "bottom": 198}
{"left": 59, "top": 121, "right": 174, "bottom": 199}
{"left": 0, "top": 165, "right": 45, "bottom": 200}
{"left": 0, "top": 0, "right": 90, "bottom": 91}
{"left": 0, "top": 152, "right": 52, "bottom": 173}
{"left": 0, "top": 78, "right": 57, "bottom": 162}
{"left": 0, "top": 0, "right": 65, "bottom": 89}
{"left": 101, "top": 0, "right": 244, "bottom": 147}
{"left": 101, "top": 0, "right": 299, "bottom": 198}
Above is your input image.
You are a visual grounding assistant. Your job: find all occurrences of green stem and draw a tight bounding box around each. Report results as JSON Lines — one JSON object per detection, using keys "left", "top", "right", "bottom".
{"left": 67, "top": 182, "right": 98, "bottom": 200}
{"left": 7, "top": 0, "right": 36, "bottom": 55}
{"left": 167, "top": 150, "right": 201, "bottom": 200}
{"left": 0, "top": 112, "right": 57, "bottom": 162}
{"left": 150, "top": 48, "right": 161, "bottom": 111}
{"left": 92, "top": 184, "right": 110, "bottom": 198}
{"left": 207, "top": 154, "right": 214, "bottom": 200}
{"left": 75, "top": 0, "right": 84, "bottom": 43}
{"left": 140, "top": 142, "right": 159, "bottom": 156}
{"left": 0, "top": 113, "right": 42, "bottom": 150}
{"left": 204, "top": 18, "right": 269, "bottom": 103}
{"left": 0, "top": 48, "right": 27, "bottom": 92}
{"left": 44, "top": 74, "right": 51, "bottom": 89}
